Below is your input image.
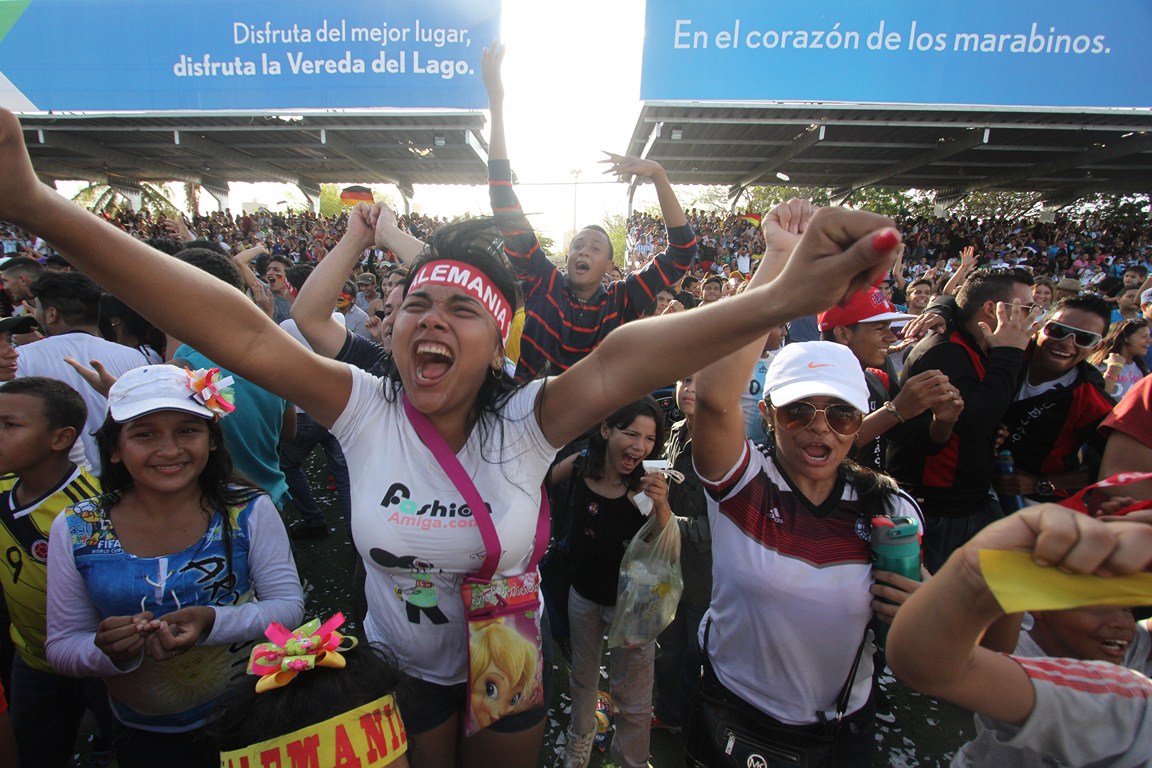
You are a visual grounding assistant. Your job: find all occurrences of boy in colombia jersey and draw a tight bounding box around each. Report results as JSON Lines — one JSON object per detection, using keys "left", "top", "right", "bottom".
{"left": 0, "top": 377, "right": 110, "bottom": 768}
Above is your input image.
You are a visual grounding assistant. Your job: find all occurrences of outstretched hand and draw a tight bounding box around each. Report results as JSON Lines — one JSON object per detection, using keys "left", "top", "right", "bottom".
{"left": 769, "top": 207, "right": 901, "bottom": 319}
{"left": 481, "top": 41, "right": 505, "bottom": 102}
{"left": 63, "top": 357, "right": 118, "bottom": 398}
{"left": 600, "top": 152, "right": 666, "bottom": 181}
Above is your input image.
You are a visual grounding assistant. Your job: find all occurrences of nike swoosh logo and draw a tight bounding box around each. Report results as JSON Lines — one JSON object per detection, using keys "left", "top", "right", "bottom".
{"left": 808, "top": 362, "right": 832, "bottom": 368}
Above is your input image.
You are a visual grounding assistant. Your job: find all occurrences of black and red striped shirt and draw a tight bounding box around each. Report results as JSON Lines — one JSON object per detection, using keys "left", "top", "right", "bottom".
{"left": 489, "top": 160, "right": 697, "bottom": 381}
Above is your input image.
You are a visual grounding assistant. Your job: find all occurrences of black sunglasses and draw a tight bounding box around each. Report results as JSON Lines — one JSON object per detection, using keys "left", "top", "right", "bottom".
{"left": 774, "top": 401, "right": 863, "bottom": 437}
{"left": 1041, "top": 321, "right": 1102, "bottom": 349}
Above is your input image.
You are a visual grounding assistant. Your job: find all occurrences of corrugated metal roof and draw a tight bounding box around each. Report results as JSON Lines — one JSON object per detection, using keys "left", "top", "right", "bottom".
{"left": 627, "top": 103, "right": 1152, "bottom": 204}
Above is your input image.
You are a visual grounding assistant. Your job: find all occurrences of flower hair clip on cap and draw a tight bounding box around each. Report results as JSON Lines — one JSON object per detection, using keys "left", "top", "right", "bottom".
{"left": 185, "top": 367, "right": 236, "bottom": 418}
{"left": 248, "top": 613, "right": 358, "bottom": 693}
{"left": 107, "top": 365, "right": 236, "bottom": 423}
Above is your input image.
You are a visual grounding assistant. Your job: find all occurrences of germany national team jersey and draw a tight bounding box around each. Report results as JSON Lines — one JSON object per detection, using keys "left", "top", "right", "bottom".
{"left": 0, "top": 466, "right": 100, "bottom": 671}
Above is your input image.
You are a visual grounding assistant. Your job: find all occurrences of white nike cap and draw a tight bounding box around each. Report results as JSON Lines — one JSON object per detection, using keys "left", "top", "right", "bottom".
{"left": 763, "top": 341, "right": 870, "bottom": 413}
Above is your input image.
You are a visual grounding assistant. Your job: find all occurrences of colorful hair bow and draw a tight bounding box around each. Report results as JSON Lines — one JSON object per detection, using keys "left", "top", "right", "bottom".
{"left": 247, "top": 613, "right": 358, "bottom": 693}
{"left": 186, "top": 367, "right": 236, "bottom": 418}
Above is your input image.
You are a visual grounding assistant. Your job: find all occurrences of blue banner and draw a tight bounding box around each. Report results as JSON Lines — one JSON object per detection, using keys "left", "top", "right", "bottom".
{"left": 641, "top": 0, "right": 1152, "bottom": 108}
{"left": 0, "top": 0, "right": 499, "bottom": 112}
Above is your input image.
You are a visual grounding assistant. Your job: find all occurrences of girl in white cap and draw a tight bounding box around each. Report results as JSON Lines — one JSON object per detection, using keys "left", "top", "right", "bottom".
{"left": 44, "top": 365, "right": 304, "bottom": 768}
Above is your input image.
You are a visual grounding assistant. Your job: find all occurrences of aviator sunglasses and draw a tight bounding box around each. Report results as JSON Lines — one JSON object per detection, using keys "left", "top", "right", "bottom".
{"left": 773, "top": 401, "right": 863, "bottom": 436}
{"left": 1041, "top": 321, "right": 1102, "bottom": 349}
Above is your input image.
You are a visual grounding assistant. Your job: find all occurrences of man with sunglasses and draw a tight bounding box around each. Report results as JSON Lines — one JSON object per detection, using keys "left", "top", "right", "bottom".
{"left": 887, "top": 267, "right": 1036, "bottom": 572}
{"left": 997, "top": 294, "right": 1113, "bottom": 508}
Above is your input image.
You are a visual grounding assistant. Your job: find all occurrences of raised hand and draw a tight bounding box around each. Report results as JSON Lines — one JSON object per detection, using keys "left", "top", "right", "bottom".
{"left": 761, "top": 197, "right": 816, "bottom": 262}
{"left": 599, "top": 152, "right": 666, "bottom": 181}
{"left": 770, "top": 207, "right": 901, "bottom": 318}
{"left": 979, "top": 302, "right": 1041, "bottom": 350}
{"left": 481, "top": 41, "right": 505, "bottom": 103}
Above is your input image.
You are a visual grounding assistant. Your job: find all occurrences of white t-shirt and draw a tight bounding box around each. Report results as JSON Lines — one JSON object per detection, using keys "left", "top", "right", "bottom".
{"left": 954, "top": 622, "right": 1152, "bottom": 767}
{"left": 697, "top": 443, "right": 922, "bottom": 725}
{"left": 331, "top": 369, "right": 558, "bottom": 685}
{"left": 16, "top": 334, "right": 149, "bottom": 472}
{"left": 740, "top": 354, "right": 772, "bottom": 443}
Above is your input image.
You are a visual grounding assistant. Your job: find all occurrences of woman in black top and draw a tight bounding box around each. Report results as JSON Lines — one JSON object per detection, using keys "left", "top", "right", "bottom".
{"left": 550, "top": 397, "right": 670, "bottom": 768}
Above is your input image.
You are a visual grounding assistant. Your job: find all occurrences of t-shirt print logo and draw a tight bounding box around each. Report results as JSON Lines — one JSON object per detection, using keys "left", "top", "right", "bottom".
{"left": 807, "top": 362, "right": 832, "bottom": 368}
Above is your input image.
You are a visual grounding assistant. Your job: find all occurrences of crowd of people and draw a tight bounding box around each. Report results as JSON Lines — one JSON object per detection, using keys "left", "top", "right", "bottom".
{"left": 0, "top": 40, "right": 1150, "bottom": 768}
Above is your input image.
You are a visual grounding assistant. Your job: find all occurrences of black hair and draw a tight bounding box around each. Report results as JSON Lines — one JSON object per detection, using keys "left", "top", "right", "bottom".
{"left": 954, "top": 267, "right": 1034, "bottom": 325}
{"left": 0, "top": 376, "right": 87, "bottom": 435}
{"left": 574, "top": 224, "right": 614, "bottom": 261}
{"left": 908, "top": 278, "right": 933, "bottom": 292}
{"left": 98, "top": 293, "right": 167, "bottom": 359}
{"left": 175, "top": 248, "right": 246, "bottom": 293}
{"left": 28, "top": 271, "right": 101, "bottom": 326}
{"left": 286, "top": 264, "right": 313, "bottom": 293}
{"left": 145, "top": 236, "right": 184, "bottom": 256}
{"left": 184, "top": 238, "right": 230, "bottom": 257}
{"left": 583, "top": 396, "right": 667, "bottom": 491}
{"left": 1125, "top": 265, "right": 1149, "bottom": 279}
{"left": 0, "top": 255, "right": 43, "bottom": 279}
{"left": 212, "top": 643, "right": 405, "bottom": 752}
{"left": 1049, "top": 293, "right": 1110, "bottom": 333}
{"left": 267, "top": 254, "right": 293, "bottom": 271}
{"left": 702, "top": 276, "right": 724, "bottom": 289}
{"left": 1090, "top": 318, "right": 1151, "bottom": 375}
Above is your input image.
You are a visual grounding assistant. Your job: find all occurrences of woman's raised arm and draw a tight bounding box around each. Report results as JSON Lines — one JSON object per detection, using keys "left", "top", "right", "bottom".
{"left": 0, "top": 108, "right": 351, "bottom": 425}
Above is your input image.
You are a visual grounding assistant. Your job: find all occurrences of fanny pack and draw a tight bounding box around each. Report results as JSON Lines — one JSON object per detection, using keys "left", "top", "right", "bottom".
{"left": 402, "top": 395, "right": 548, "bottom": 737}
{"left": 685, "top": 619, "right": 868, "bottom": 768}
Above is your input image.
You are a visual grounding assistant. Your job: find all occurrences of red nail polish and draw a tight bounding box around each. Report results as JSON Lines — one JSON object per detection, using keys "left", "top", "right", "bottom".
{"left": 872, "top": 229, "right": 899, "bottom": 251}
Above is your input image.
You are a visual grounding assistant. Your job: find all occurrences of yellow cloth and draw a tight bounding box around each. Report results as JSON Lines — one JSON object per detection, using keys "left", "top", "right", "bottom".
{"left": 219, "top": 694, "right": 406, "bottom": 768}
{"left": 981, "top": 550, "right": 1152, "bottom": 613}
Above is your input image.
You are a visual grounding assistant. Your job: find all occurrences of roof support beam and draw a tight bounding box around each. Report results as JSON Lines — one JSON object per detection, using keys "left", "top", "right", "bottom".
{"left": 729, "top": 124, "right": 824, "bottom": 199}
{"left": 320, "top": 130, "right": 409, "bottom": 191}
{"left": 831, "top": 128, "right": 989, "bottom": 205}
{"left": 953, "top": 132, "right": 1152, "bottom": 194}
{"left": 34, "top": 130, "right": 204, "bottom": 185}
{"left": 172, "top": 131, "right": 322, "bottom": 192}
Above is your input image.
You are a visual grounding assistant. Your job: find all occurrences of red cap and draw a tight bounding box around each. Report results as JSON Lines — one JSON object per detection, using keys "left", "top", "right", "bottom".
{"left": 817, "top": 288, "right": 915, "bottom": 331}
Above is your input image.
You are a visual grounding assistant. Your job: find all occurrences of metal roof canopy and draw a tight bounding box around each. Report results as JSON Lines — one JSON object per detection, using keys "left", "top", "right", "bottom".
{"left": 15, "top": 110, "right": 491, "bottom": 205}
{"left": 627, "top": 102, "right": 1152, "bottom": 208}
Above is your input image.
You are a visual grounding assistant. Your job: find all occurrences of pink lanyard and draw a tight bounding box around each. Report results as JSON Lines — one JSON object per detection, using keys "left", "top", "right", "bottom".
{"left": 402, "top": 394, "right": 550, "bottom": 582}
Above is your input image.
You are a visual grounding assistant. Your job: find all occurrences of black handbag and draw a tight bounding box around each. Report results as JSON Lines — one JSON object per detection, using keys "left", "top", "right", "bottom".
{"left": 685, "top": 621, "right": 868, "bottom": 768}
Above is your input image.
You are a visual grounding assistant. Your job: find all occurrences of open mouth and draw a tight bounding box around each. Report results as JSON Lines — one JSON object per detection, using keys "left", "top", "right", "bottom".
{"left": 571, "top": 260, "right": 591, "bottom": 276}
{"left": 1098, "top": 638, "right": 1130, "bottom": 659}
{"left": 414, "top": 342, "right": 455, "bottom": 383}
{"left": 801, "top": 443, "right": 833, "bottom": 465}
{"left": 151, "top": 462, "right": 189, "bottom": 475}
{"left": 619, "top": 452, "right": 642, "bottom": 474}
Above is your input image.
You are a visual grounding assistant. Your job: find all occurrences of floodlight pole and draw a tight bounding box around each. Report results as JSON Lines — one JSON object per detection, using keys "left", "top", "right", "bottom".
{"left": 571, "top": 169, "right": 581, "bottom": 236}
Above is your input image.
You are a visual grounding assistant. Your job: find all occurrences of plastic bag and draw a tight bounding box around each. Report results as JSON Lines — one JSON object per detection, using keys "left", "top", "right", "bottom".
{"left": 607, "top": 515, "right": 683, "bottom": 648}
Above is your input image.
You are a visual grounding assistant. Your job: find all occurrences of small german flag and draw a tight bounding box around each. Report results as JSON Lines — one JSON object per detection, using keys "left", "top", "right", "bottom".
{"left": 340, "top": 185, "right": 374, "bottom": 206}
{"left": 740, "top": 213, "right": 762, "bottom": 226}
